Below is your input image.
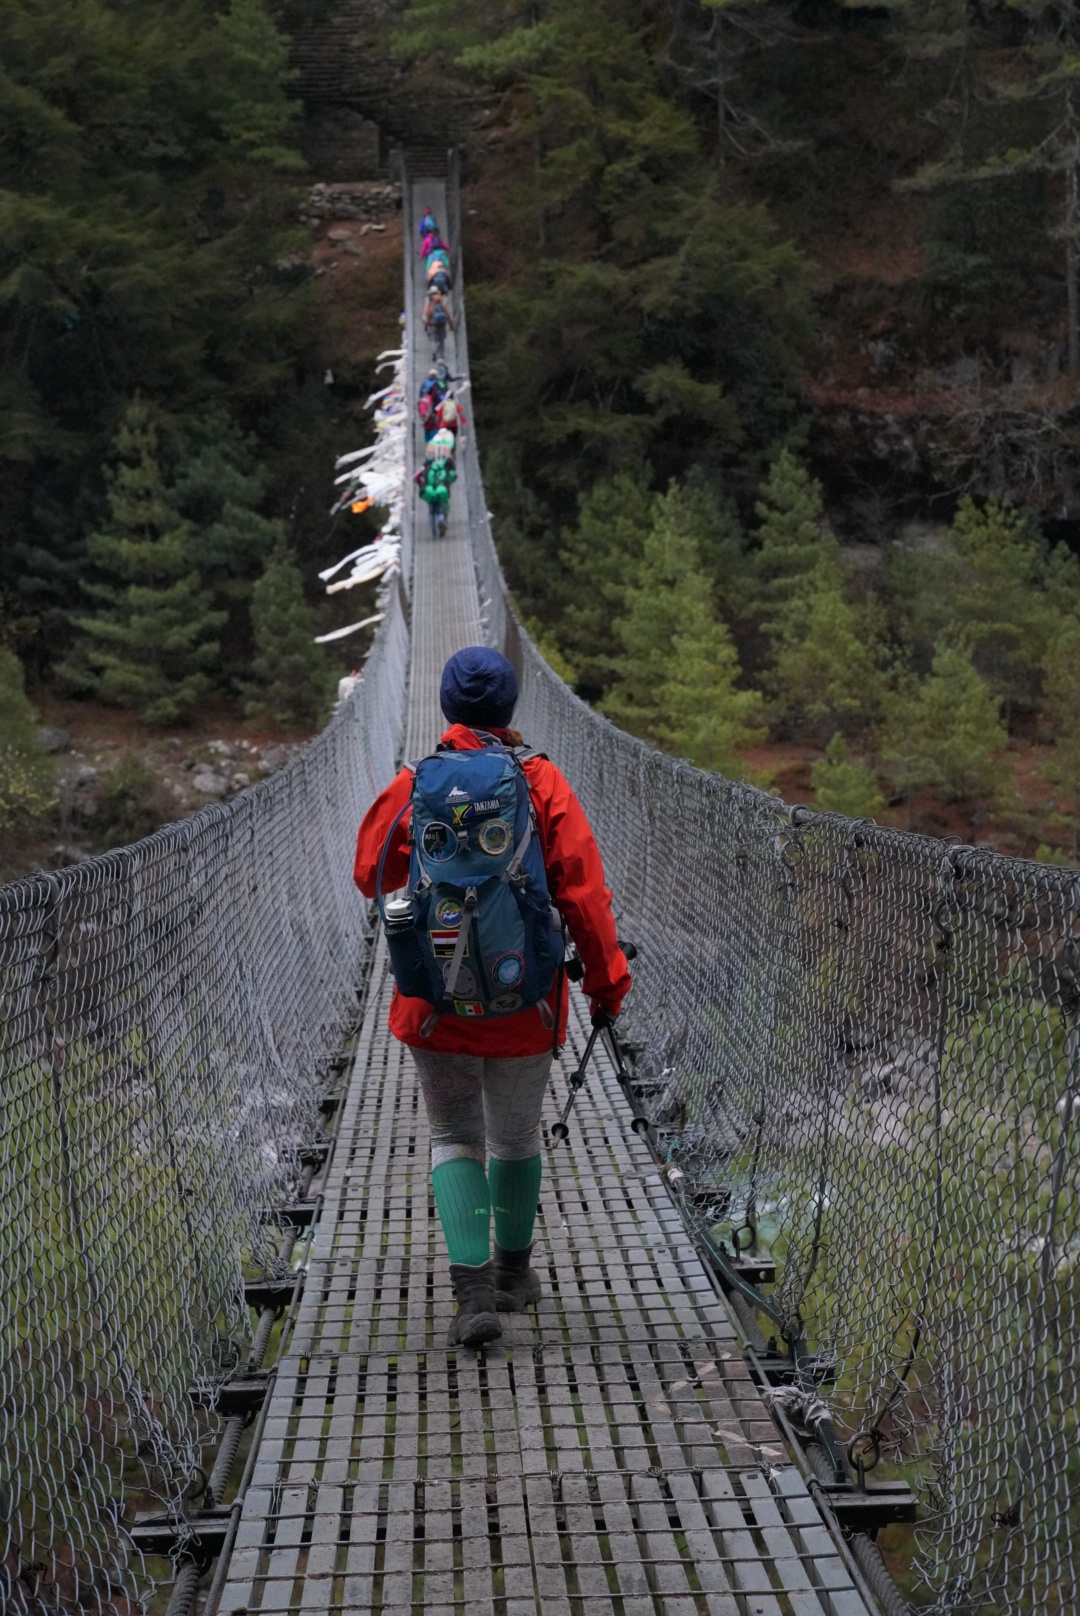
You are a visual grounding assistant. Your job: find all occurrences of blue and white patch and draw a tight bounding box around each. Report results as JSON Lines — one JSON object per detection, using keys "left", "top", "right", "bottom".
{"left": 491, "top": 951, "right": 524, "bottom": 988}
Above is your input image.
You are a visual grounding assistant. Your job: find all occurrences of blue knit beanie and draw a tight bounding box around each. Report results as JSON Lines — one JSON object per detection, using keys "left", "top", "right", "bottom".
{"left": 440, "top": 646, "right": 519, "bottom": 728}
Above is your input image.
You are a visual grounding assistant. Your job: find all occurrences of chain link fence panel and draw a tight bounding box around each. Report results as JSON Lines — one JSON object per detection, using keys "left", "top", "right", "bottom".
{"left": 0, "top": 585, "right": 408, "bottom": 1616}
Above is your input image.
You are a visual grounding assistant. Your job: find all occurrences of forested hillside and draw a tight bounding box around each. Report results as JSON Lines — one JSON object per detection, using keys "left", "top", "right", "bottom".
{"left": 6, "top": 0, "right": 1080, "bottom": 873}
{"left": 0, "top": 0, "right": 399, "bottom": 874}
{"left": 402, "top": 0, "right": 1080, "bottom": 860}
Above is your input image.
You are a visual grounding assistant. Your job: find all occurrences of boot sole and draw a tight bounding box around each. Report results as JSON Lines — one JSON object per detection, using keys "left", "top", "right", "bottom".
{"left": 450, "top": 1309, "right": 503, "bottom": 1347}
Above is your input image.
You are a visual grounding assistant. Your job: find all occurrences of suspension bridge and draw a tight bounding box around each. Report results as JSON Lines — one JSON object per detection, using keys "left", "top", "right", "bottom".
{"left": 2, "top": 162, "right": 1078, "bottom": 1616}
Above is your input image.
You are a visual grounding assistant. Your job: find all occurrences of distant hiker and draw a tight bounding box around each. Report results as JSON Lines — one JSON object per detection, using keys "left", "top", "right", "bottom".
{"left": 419, "top": 367, "right": 446, "bottom": 409}
{"left": 426, "top": 426, "right": 457, "bottom": 465}
{"left": 436, "top": 395, "right": 466, "bottom": 436}
{"left": 420, "top": 231, "right": 449, "bottom": 260}
{"left": 414, "top": 456, "right": 455, "bottom": 537}
{"left": 353, "top": 647, "right": 632, "bottom": 1348}
{"left": 424, "top": 289, "right": 454, "bottom": 359}
{"left": 418, "top": 209, "right": 439, "bottom": 237}
{"left": 425, "top": 247, "right": 452, "bottom": 275}
{"left": 418, "top": 369, "right": 446, "bottom": 434}
{"left": 427, "top": 265, "right": 452, "bottom": 296}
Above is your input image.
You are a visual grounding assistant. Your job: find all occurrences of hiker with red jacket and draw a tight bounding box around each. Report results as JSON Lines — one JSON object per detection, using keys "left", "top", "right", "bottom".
{"left": 354, "top": 647, "right": 631, "bottom": 1348}
{"left": 435, "top": 394, "right": 467, "bottom": 437}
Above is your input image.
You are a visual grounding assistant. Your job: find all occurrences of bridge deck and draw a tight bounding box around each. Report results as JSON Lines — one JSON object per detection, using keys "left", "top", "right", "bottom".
{"left": 212, "top": 180, "right": 875, "bottom": 1616}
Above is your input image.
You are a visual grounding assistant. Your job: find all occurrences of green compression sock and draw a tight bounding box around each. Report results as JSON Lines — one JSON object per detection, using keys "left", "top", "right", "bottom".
{"left": 489, "top": 1155, "right": 542, "bottom": 1251}
{"left": 431, "top": 1159, "right": 491, "bottom": 1266}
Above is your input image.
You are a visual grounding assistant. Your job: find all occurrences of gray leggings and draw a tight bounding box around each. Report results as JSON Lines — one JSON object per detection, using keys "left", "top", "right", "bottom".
{"left": 411, "top": 1050, "right": 553, "bottom": 1168}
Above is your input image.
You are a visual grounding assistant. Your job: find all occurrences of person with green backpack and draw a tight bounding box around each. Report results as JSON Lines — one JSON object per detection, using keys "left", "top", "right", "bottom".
{"left": 416, "top": 456, "right": 455, "bottom": 537}
{"left": 353, "top": 647, "right": 631, "bottom": 1347}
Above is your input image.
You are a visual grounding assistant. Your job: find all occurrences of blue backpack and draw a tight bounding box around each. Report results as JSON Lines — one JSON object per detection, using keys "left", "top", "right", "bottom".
{"left": 377, "top": 740, "right": 564, "bottom": 1020}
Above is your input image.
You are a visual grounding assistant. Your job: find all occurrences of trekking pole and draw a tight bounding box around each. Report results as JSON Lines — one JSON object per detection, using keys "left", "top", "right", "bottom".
{"left": 550, "top": 1021, "right": 604, "bottom": 1145}
{"left": 550, "top": 940, "right": 648, "bottom": 1144}
{"left": 597, "top": 1011, "right": 651, "bottom": 1137}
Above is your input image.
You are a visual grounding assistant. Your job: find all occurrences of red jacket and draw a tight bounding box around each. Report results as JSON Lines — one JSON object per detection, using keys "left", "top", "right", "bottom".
{"left": 353, "top": 724, "right": 631, "bottom": 1054}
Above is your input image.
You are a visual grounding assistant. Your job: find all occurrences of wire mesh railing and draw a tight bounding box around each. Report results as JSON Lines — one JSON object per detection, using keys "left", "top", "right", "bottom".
{"left": 451, "top": 161, "right": 1080, "bottom": 1614}
{"left": 0, "top": 586, "right": 408, "bottom": 1615}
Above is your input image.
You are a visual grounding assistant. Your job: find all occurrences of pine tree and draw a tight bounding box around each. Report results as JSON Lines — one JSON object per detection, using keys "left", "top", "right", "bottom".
{"left": 659, "top": 606, "right": 766, "bottom": 774}
{"left": 168, "top": 412, "right": 285, "bottom": 683}
{"left": 243, "top": 539, "right": 335, "bottom": 730}
{"left": 601, "top": 488, "right": 764, "bottom": 772}
{"left": 0, "top": 646, "right": 55, "bottom": 831}
{"left": 810, "top": 733, "right": 885, "bottom": 819}
{"left": 62, "top": 404, "right": 225, "bottom": 726}
{"left": 751, "top": 450, "right": 840, "bottom": 630}
{"left": 767, "top": 584, "right": 882, "bottom": 739}
{"left": 881, "top": 642, "right": 1008, "bottom": 807}
{"left": 1040, "top": 611, "right": 1080, "bottom": 856}
{"left": 557, "top": 473, "right": 657, "bottom": 695}
{"left": 948, "top": 496, "right": 1072, "bottom": 715}
{"left": 0, "top": 0, "right": 309, "bottom": 671}
{"left": 885, "top": 498, "right": 1078, "bottom": 721}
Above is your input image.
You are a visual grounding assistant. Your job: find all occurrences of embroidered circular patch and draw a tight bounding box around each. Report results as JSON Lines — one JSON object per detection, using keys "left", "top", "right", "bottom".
{"left": 491, "top": 951, "right": 524, "bottom": 988}
{"left": 478, "top": 817, "right": 512, "bottom": 856}
{"left": 490, "top": 991, "right": 523, "bottom": 1014}
{"left": 435, "top": 896, "right": 462, "bottom": 926}
{"left": 422, "top": 821, "right": 456, "bottom": 861}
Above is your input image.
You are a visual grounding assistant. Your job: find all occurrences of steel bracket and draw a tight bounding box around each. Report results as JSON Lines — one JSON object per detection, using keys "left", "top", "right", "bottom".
{"left": 243, "top": 1276, "right": 301, "bottom": 1311}
{"left": 732, "top": 1255, "right": 777, "bottom": 1284}
{"left": 191, "top": 1375, "right": 269, "bottom": 1417}
{"left": 261, "top": 1201, "right": 318, "bottom": 1229}
{"left": 816, "top": 1480, "right": 918, "bottom": 1528}
{"left": 297, "top": 1141, "right": 331, "bottom": 1166}
{"left": 129, "top": 1507, "right": 232, "bottom": 1562}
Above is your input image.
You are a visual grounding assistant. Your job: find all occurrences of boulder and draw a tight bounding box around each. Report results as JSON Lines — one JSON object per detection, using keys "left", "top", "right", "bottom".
{"left": 191, "top": 769, "right": 229, "bottom": 799}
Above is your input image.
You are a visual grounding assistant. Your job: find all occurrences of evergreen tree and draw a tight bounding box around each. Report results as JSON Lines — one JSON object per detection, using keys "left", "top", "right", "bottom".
{"left": 243, "top": 539, "right": 335, "bottom": 730}
{"left": 399, "top": 0, "right": 810, "bottom": 594}
{"left": 61, "top": 405, "right": 225, "bottom": 725}
{"left": 0, "top": 0, "right": 309, "bottom": 668}
{"left": 168, "top": 412, "right": 285, "bottom": 681}
{"left": 0, "top": 645, "right": 55, "bottom": 831}
{"left": 1040, "top": 611, "right": 1080, "bottom": 856}
{"left": 949, "top": 496, "right": 1074, "bottom": 713}
{"left": 810, "top": 733, "right": 885, "bottom": 819}
{"left": 752, "top": 453, "right": 881, "bottom": 736}
{"left": 767, "top": 584, "right": 883, "bottom": 739}
{"left": 557, "top": 473, "right": 656, "bottom": 695}
{"left": 659, "top": 607, "right": 766, "bottom": 774}
{"left": 601, "top": 488, "right": 764, "bottom": 771}
{"left": 885, "top": 498, "right": 1078, "bottom": 719}
{"left": 751, "top": 450, "right": 841, "bottom": 627}
{"left": 881, "top": 642, "right": 1008, "bottom": 807}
